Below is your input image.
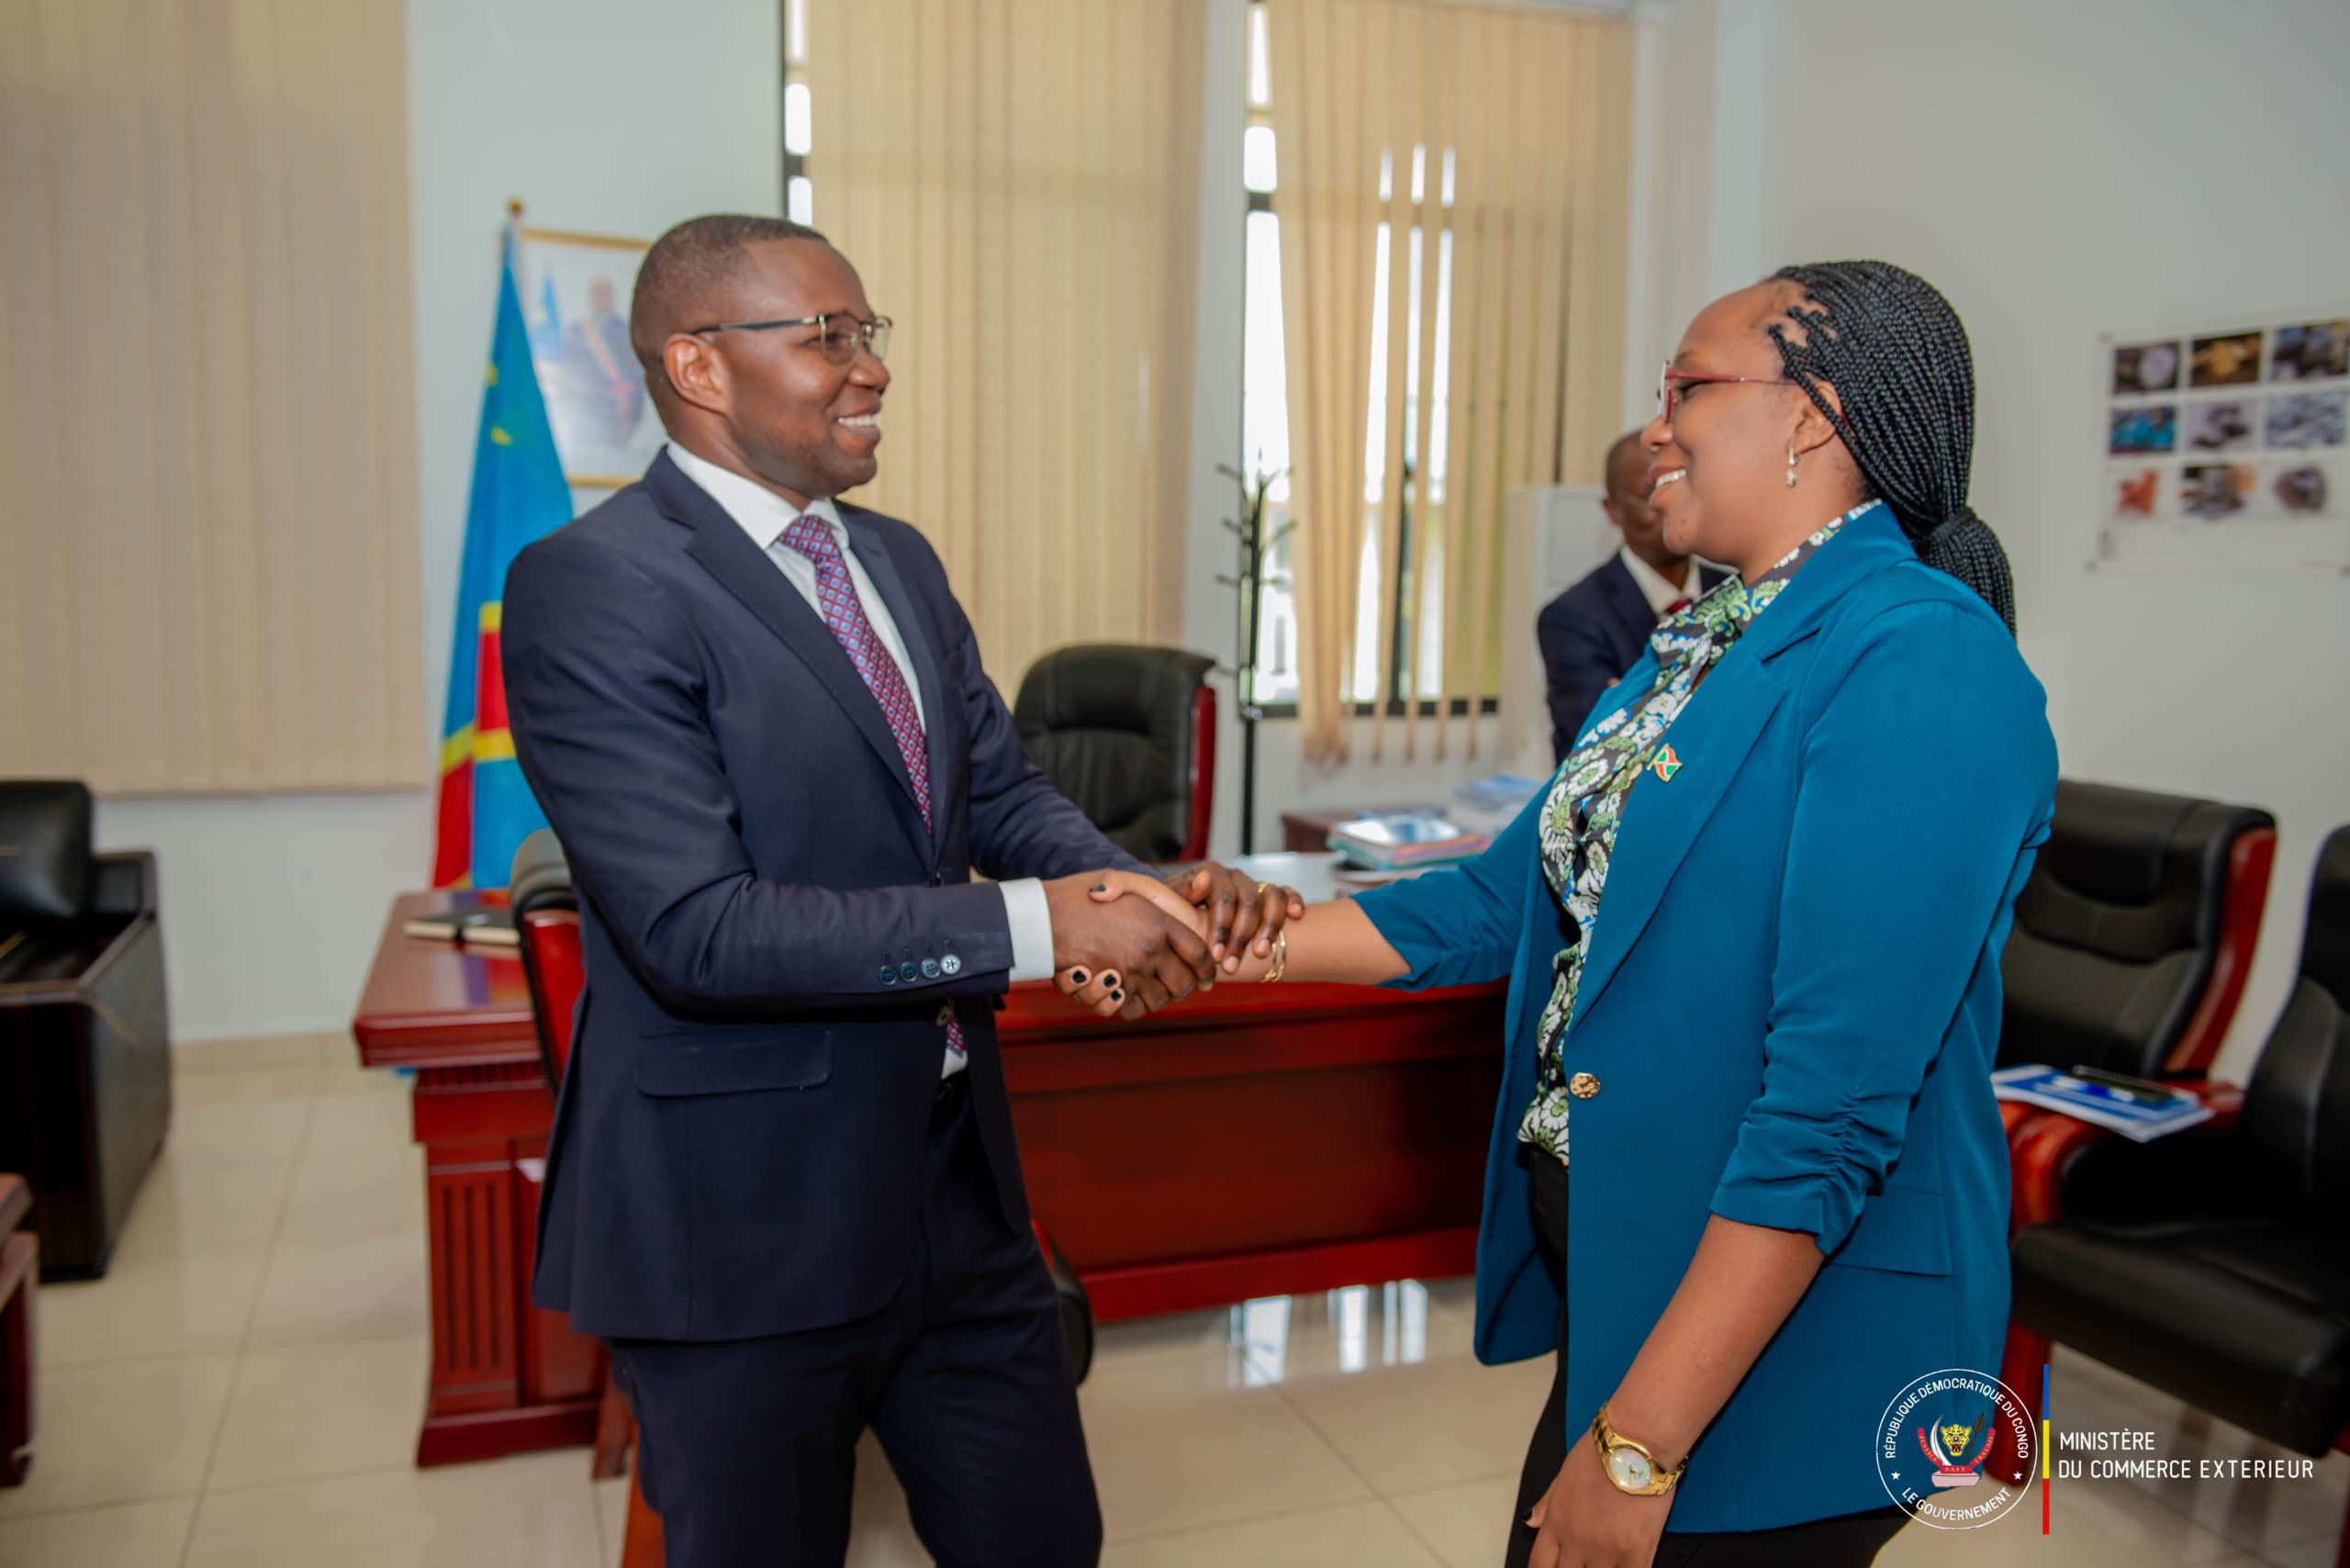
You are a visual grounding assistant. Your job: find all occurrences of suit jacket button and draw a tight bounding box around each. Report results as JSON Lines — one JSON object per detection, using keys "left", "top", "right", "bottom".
{"left": 941, "top": 954, "right": 962, "bottom": 976}
{"left": 935, "top": 1005, "right": 955, "bottom": 1027}
{"left": 878, "top": 967, "right": 898, "bottom": 986}
{"left": 898, "top": 962, "right": 920, "bottom": 984}
{"left": 1568, "top": 1071, "right": 1601, "bottom": 1099}
{"left": 920, "top": 958, "right": 940, "bottom": 979}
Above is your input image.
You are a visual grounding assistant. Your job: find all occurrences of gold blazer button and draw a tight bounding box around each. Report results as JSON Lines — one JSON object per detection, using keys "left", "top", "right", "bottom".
{"left": 1568, "top": 1071, "right": 1601, "bottom": 1099}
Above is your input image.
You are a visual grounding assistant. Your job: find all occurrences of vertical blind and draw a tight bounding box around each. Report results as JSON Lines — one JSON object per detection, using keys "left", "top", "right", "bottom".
{"left": 1270, "top": 0, "right": 1632, "bottom": 763}
{"left": 806, "top": 0, "right": 1204, "bottom": 690}
{"left": 0, "top": 0, "right": 423, "bottom": 795}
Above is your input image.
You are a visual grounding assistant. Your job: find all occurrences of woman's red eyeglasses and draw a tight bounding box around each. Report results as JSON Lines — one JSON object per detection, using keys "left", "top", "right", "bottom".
{"left": 1656, "top": 362, "right": 1796, "bottom": 422}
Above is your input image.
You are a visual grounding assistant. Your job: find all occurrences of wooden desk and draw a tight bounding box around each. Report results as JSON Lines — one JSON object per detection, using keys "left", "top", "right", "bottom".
{"left": 352, "top": 857, "right": 1505, "bottom": 1465}
{"left": 352, "top": 890, "right": 600, "bottom": 1466}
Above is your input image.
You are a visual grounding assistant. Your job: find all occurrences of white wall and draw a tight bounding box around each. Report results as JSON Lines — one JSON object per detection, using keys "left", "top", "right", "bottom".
{"left": 1636, "top": 0, "right": 2350, "bottom": 1079}
{"left": 95, "top": 791, "right": 431, "bottom": 1043}
{"left": 111, "top": 0, "right": 781, "bottom": 1043}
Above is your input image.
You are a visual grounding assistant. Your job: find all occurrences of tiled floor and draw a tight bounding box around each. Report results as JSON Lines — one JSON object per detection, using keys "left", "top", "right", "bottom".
{"left": 0, "top": 1034, "right": 2340, "bottom": 1566}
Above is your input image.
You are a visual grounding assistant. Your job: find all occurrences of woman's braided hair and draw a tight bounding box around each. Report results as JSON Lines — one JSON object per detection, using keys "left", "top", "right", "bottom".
{"left": 1764, "top": 261, "right": 2016, "bottom": 634}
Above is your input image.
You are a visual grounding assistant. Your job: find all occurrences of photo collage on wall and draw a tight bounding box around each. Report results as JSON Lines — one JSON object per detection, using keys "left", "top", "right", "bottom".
{"left": 2106, "top": 318, "right": 2345, "bottom": 524}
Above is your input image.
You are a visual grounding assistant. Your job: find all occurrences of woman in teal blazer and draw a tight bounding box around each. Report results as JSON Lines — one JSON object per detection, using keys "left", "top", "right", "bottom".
{"left": 1086, "top": 263, "right": 2055, "bottom": 1565}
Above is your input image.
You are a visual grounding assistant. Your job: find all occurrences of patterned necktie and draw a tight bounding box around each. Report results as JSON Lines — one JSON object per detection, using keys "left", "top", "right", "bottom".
{"left": 778, "top": 513, "right": 963, "bottom": 1057}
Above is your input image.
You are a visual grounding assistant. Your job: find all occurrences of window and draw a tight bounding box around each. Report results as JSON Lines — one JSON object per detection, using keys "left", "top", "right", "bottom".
{"left": 783, "top": 0, "right": 813, "bottom": 222}
{"left": 1240, "top": 3, "right": 1466, "bottom": 714}
{"left": 1239, "top": 7, "right": 1295, "bottom": 705}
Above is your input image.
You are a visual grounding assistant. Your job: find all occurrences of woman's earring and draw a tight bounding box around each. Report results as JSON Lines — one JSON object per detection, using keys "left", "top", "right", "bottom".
{"left": 1785, "top": 448, "right": 1799, "bottom": 487}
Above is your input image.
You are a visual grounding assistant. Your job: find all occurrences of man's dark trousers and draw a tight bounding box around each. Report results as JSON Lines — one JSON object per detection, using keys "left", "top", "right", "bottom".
{"left": 609, "top": 1078, "right": 1101, "bottom": 1566}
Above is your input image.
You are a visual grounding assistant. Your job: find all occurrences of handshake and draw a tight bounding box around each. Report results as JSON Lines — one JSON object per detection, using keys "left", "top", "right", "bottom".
{"left": 1041, "top": 863, "right": 1305, "bottom": 1020}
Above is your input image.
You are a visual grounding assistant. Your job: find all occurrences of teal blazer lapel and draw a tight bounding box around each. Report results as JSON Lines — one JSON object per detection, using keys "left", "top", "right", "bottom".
{"left": 1565, "top": 501, "right": 1916, "bottom": 1034}
{"left": 1568, "top": 652, "right": 1787, "bottom": 1032}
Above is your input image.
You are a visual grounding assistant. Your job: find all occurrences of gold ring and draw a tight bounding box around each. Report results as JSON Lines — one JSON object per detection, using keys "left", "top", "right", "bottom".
{"left": 1255, "top": 881, "right": 1272, "bottom": 895}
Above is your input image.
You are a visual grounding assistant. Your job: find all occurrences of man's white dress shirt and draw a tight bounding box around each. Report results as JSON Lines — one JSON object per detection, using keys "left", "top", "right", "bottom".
{"left": 1618, "top": 543, "right": 1697, "bottom": 618}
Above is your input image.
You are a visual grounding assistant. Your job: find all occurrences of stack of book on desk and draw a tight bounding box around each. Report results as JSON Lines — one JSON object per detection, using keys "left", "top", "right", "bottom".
{"left": 1327, "top": 812, "right": 1491, "bottom": 873}
{"left": 1454, "top": 773, "right": 1547, "bottom": 815}
{"left": 401, "top": 908, "right": 520, "bottom": 947}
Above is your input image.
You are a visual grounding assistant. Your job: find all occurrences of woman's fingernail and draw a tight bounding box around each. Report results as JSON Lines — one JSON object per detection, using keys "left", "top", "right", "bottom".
{"left": 1069, "top": 969, "right": 1088, "bottom": 985}
{"left": 1111, "top": 989, "right": 1124, "bottom": 1002}
{"left": 1101, "top": 972, "right": 1118, "bottom": 989}
{"left": 1091, "top": 882, "right": 1107, "bottom": 893}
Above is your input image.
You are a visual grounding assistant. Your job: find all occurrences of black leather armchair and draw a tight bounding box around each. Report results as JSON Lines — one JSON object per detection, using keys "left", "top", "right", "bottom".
{"left": 2009, "top": 826, "right": 2350, "bottom": 1553}
{"left": 0, "top": 781, "right": 172, "bottom": 1278}
{"left": 2000, "top": 780, "right": 2276, "bottom": 1080}
{"left": 1013, "top": 644, "right": 1217, "bottom": 863}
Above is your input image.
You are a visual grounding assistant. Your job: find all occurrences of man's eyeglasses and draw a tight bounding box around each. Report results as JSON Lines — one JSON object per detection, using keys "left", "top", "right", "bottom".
{"left": 690, "top": 312, "right": 892, "bottom": 366}
{"left": 1656, "top": 361, "right": 1794, "bottom": 422}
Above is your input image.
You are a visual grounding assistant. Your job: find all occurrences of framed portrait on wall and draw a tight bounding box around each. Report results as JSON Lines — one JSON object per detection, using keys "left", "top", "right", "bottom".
{"left": 518, "top": 227, "right": 663, "bottom": 487}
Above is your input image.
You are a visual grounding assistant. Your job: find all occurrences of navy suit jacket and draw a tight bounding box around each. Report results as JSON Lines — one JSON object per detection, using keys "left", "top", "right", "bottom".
{"left": 1360, "top": 503, "right": 2057, "bottom": 1529}
{"left": 1536, "top": 555, "right": 1724, "bottom": 763}
{"left": 503, "top": 451, "right": 1143, "bottom": 1342}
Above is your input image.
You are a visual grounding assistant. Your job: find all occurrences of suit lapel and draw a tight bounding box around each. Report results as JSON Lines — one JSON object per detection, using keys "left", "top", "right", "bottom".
{"left": 651, "top": 455, "right": 925, "bottom": 821}
{"left": 839, "top": 509, "right": 955, "bottom": 846}
{"left": 1597, "top": 558, "right": 1654, "bottom": 655}
{"left": 1569, "top": 643, "right": 1787, "bottom": 1034}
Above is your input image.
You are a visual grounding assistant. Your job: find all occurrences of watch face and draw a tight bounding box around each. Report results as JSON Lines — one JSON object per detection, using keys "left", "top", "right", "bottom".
{"left": 1607, "top": 1448, "right": 1655, "bottom": 1491}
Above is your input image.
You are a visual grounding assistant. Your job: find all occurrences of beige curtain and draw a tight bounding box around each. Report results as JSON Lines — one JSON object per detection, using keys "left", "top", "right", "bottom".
{"left": 1270, "top": 0, "right": 1632, "bottom": 764}
{"left": 805, "top": 0, "right": 1203, "bottom": 690}
{"left": 0, "top": 0, "right": 422, "bottom": 796}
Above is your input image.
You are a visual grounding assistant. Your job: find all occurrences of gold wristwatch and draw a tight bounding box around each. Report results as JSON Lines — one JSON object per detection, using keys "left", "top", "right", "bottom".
{"left": 1591, "top": 1405, "right": 1687, "bottom": 1496}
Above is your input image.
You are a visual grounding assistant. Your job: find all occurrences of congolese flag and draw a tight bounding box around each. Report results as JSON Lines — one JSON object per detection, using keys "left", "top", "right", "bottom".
{"left": 431, "top": 228, "right": 574, "bottom": 889}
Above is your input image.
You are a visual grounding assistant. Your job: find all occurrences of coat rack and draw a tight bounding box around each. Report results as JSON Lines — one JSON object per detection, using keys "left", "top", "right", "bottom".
{"left": 1215, "top": 463, "right": 1290, "bottom": 855}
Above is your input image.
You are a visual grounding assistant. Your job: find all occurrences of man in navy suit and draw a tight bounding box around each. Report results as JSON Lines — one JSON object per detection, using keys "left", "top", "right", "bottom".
{"left": 502, "top": 214, "right": 1292, "bottom": 1567}
{"left": 1535, "top": 431, "right": 1724, "bottom": 761}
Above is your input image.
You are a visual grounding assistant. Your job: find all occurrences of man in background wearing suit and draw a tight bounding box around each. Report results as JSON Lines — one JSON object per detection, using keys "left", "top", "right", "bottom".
{"left": 1535, "top": 429, "right": 1725, "bottom": 761}
{"left": 502, "top": 214, "right": 1294, "bottom": 1568}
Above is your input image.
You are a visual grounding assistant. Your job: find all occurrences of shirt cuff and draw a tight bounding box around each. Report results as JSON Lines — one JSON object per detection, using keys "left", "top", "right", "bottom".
{"left": 1001, "top": 879, "right": 1057, "bottom": 983}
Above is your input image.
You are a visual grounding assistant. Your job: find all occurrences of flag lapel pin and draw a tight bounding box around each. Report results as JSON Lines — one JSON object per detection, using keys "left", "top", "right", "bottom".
{"left": 1651, "top": 745, "right": 1683, "bottom": 783}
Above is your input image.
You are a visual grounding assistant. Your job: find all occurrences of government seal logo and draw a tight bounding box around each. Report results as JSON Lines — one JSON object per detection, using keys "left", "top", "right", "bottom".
{"left": 1875, "top": 1368, "right": 2034, "bottom": 1529}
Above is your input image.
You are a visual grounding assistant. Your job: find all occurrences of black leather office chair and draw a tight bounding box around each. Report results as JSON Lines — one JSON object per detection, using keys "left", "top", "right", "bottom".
{"left": 0, "top": 781, "right": 171, "bottom": 1279}
{"left": 508, "top": 830, "right": 579, "bottom": 1094}
{"left": 1013, "top": 644, "right": 1217, "bottom": 862}
{"left": 2000, "top": 781, "right": 2276, "bottom": 1081}
{"left": 2008, "top": 826, "right": 2350, "bottom": 1559}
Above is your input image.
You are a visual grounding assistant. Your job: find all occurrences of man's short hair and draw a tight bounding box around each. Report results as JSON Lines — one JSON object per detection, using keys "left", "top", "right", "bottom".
{"left": 630, "top": 213, "right": 830, "bottom": 372}
{"left": 1603, "top": 430, "right": 1648, "bottom": 502}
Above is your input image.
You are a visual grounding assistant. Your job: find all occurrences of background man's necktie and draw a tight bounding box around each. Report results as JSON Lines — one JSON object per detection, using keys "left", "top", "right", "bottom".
{"left": 780, "top": 515, "right": 964, "bottom": 1057}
